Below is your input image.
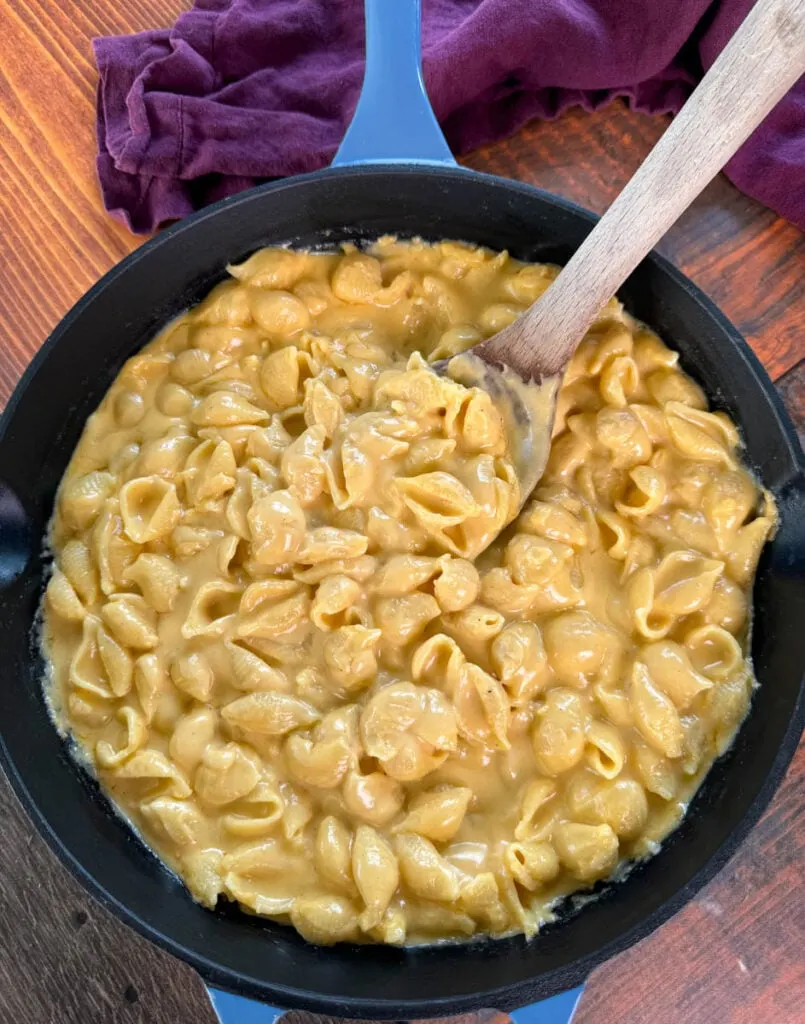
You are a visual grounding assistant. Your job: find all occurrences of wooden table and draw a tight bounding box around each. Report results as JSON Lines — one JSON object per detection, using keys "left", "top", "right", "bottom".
{"left": 0, "top": 2, "right": 803, "bottom": 1022}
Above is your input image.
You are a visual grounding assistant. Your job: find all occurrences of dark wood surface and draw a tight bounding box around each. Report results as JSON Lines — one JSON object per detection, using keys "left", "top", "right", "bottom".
{"left": 0, "top": 1, "right": 803, "bottom": 1022}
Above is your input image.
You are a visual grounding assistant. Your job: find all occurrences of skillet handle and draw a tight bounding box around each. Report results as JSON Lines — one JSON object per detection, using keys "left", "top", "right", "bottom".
{"left": 205, "top": 984, "right": 586, "bottom": 1024}
{"left": 332, "top": 0, "right": 455, "bottom": 167}
{"left": 207, "top": 986, "right": 282, "bottom": 1023}
{"left": 509, "top": 986, "right": 585, "bottom": 1024}
{"left": 0, "top": 482, "right": 32, "bottom": 587}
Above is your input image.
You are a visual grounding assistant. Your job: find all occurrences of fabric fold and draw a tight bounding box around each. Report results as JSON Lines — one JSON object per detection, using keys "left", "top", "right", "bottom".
{"left": 93, "top": 0, "right": 805, "bottom": 234}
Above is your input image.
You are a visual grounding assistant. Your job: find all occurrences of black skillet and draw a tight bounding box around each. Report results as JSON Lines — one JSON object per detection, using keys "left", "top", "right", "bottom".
{"left": 0, "top": 2, "right": 803, "bottom": 1023}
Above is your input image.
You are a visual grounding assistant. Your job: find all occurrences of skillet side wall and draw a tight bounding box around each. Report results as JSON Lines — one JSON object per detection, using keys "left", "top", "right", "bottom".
{"left": 0, "top": 167, "right": 802, "bottom": 1017}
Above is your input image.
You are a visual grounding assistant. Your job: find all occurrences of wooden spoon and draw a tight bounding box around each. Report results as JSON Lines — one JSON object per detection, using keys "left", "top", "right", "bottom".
{"left": 443, "top": 0, "right": 805, "bottom": 504}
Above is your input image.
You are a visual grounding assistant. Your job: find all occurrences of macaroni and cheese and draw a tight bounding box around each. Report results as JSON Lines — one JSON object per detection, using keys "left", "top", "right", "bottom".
{"left": 42, "top": 238, "right": 775, "bottom": 945}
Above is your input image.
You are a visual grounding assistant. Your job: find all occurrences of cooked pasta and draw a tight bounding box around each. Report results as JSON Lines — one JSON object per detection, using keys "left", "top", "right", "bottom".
{"left": 42, "top": 238, "right": 775, "bottom": 946}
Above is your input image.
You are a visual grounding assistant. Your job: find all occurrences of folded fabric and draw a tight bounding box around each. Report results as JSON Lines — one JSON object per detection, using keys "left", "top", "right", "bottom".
{"left": 94, "top": 0, "right": 805, "bottom": 234}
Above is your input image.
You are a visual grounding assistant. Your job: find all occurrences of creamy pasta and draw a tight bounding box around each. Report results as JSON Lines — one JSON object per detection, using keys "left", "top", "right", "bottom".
{"left": 42, "top": 238, "right": 775, "bottom": 946}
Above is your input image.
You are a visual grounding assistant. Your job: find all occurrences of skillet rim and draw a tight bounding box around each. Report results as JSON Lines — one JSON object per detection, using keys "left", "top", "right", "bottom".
{"left": 1, "top": 165, "right": 802, "bottom": 471}
{"left": 0, "top": 163, "right": 803, "bottom": 1017}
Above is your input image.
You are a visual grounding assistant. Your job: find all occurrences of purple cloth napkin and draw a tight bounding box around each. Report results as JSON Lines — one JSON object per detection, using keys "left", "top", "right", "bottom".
{"left": 95, "top": 0, "right": 805, "bottom": 234}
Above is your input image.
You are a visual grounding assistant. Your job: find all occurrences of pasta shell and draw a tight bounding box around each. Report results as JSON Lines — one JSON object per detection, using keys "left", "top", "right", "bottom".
{"left": 371, "top": 555, "right": 439, "bottom": 597}
{"left": 260, "top": 346, "right": 314, "bottom": 408}
{"left": 93, "top": 507, "right": 141, "bottom": 596}
{"left": 543, "top": 610, "right": 624, "bottom": 688}
{"left": 632, "top": 742, "right": 676, "bottom": 800}
{"left": 290, "top": 895, "right": 359, "bottom": 946}
{"left": 236, "top": 591, "right": 310, "bottom": 641}
{"left": 352, "top": 826, "right": 399, "bottom": 931}
{"left": 46, "top": 569, "right": 85, "bottom": 623}
{"left": 360, "top": 682, "right": 457, "bottom": 781}
{"left": 133, "top": 653, "right": 167, "bottom": 724}
{"left": 170, "top": 651, "right": 214, "bottom": 702}
{"left": 180, "top": 849, "right": 223, "bottom": 908}
{"left": 222, "top": 780, "right": 285, "bottom": 838}
{"left": 342, "top": 770, "right": 404, "bottom": 827}
{"left": 113, "top": 749, "right": 192, "bottom": 798}
{"left": 683, "top": 624, "right": 743, "bottom": 681}
{"left": 515, "top": 779, "right": 558, "bottom": 841}
{"left": 171, "top": 524, "right": 220, "bottom": 559}
{"left": 315, "top": 816, "right": 356, "bottom": 894}
{"left": 141, "top": 797, "right": 203, "bottom": 847}
{"left": 222, "top": 838, "right": 287, "bottom": 876}
{"left": 101, "top": 595, "right": 158, "bottom": 650}
{"left": 457, "top": 872, "right": 508, "bottom": 932}
{"left": 410, "top": 633, "right": 465, "bottom": 688}
{"left": 136, "top": 430, "right": 196, "bottom": 478}
{"left": 432, "top": 556, "right": 480, "bottom": 612}
{"left": 638, "top": 641, "right": 713, "bottom": 710}
{"left": 297, "top": 528, "right": 368, "bottom": 565}
{"left": 95, "top": 707, "right": 147, "bottom": 768}
{"left": 615, "top": 466, "right": 667, "bottom": 518}
{"left": 452, "top": 663, "right": 510, "bottom": 752}
{"left": 247, "top": 489, "right": 306, "bottom": 567}
{"left": 69, "top": 616, "right": 114, "bottom": 699}
{"left": 322, "top": 625, "right": 381, "bottom": 692}
{"left": 66, "top": 692, "right": 112, "bottom": 728}
{"left": 123, "top": 553, "right": 184, "bottom": 613}
{"left": 532, "top": 688, "right": 586, "bottom": 776}
{"left": 250, "top": 291, "right": 311, "bottom": 337}
{"left": 553, "top": 822, "right": 619, "bottom": 881}
{"left": 595, "top": 407, "right": 652, "bottom": 467}
{"left": 490, "top": 622, "right": 551, "bottom": 704}
{"left": 194, "top": 743, "right": 261, "bottom": 806}
{"left": 630, "top": 661, "right": 684, "bottom": 758}
{"left": 303, "top": 378, "right": 343, "bottom": 437}
{"left": 222, "top": 692, "right": 319, "bottom": 735}
{"left": 394, "top": 787, "right": 472, "bottom": 842}
{"left": 96, "top": 624, "right": 133, "bottom": 696}
{"left": 191, "top": 392, "right": 269, "bottom": 427}
{"left": 182, "top": 581, "right": 243, "bottom": 639}
{"left": 60, "top": 471, "right": 115, "bottom": 529}
{"left": 728, "top": 515, "right": 775, "bottom": 586}
{"left": 225, "top": 640, "right": 290, "bottom": 693}
{"left": 504, "top": 840, "right": 559, "bottom": 890}
{"left": 228, "top": 248, "right": 308, "bottom": 289}
{"left": 654, "top": 551, "right": 724, "bottom": 618}
{"left": 600, "top": 355, "right": 639, "bottom": 407}
{"left": 397, "top": 472, "right": 481, "bottom": 529}
{"left": 119, "top": 476, "right": 181, "bottom": 544}
{"left": 60, "top": 539, "right": 99, "bottom": 605}
{"left": 442, "top": 604, "right": 505, "bottom": 662}
{"left": 285, "top": 733, "right": 351, "bottom": 789}
{"left": 373, "top": 593, "right": 441, "bottom": 647}
{"left": 183, "top": 438, "right": 237, "bottom": 504}
{"left": 396, "top": 833, "right": 461, "bottom": 903}
{"left": 169, "top": 707, "right": 218, "bottom": 773}
{"left": 281, "top": 426, "right": 327, "bottom": 506}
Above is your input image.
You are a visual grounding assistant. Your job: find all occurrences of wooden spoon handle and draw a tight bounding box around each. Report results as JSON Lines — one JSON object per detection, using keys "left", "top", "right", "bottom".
{"left": 491, "top": 0, "right": 805, "bottom": 378}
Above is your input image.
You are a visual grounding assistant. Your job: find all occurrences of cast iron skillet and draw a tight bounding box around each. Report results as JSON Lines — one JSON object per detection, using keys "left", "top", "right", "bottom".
{"left": 0, "top": 1, "right": 803, "bottom": 1018}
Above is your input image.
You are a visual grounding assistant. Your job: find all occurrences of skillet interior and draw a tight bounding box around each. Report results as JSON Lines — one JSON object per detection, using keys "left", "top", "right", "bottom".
{"left": 0, "top": 166, "right": 803, "bottom": 1017}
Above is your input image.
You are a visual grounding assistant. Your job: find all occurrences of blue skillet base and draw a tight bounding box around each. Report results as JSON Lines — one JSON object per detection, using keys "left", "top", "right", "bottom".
{"left": 206, "top": 984, "right": 585, "bottom": 1024}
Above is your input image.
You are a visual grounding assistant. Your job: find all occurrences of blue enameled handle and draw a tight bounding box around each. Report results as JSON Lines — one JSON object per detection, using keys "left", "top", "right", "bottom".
{"left": 331, "top": 0, "right": 455, "bottom": 167}
{"left": 205, "top": 985, "right": 585, "bottom": 1024}
{"left": 509, "top": 986, "right": 585, "bottom": 1024}
{"left": 207, "top": 987, "right": 283, "bottom": 1024}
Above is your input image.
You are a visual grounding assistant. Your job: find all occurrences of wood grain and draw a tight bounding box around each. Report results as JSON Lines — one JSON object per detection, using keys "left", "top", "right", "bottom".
{"left": 464, "top": 112, "right": 805, "bottom": 384}
{"left": 481, "top": 0, "right": 805, "bottom": 380}
{"left": 0, "top": 2, "right": 802, "bottom": 1023}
